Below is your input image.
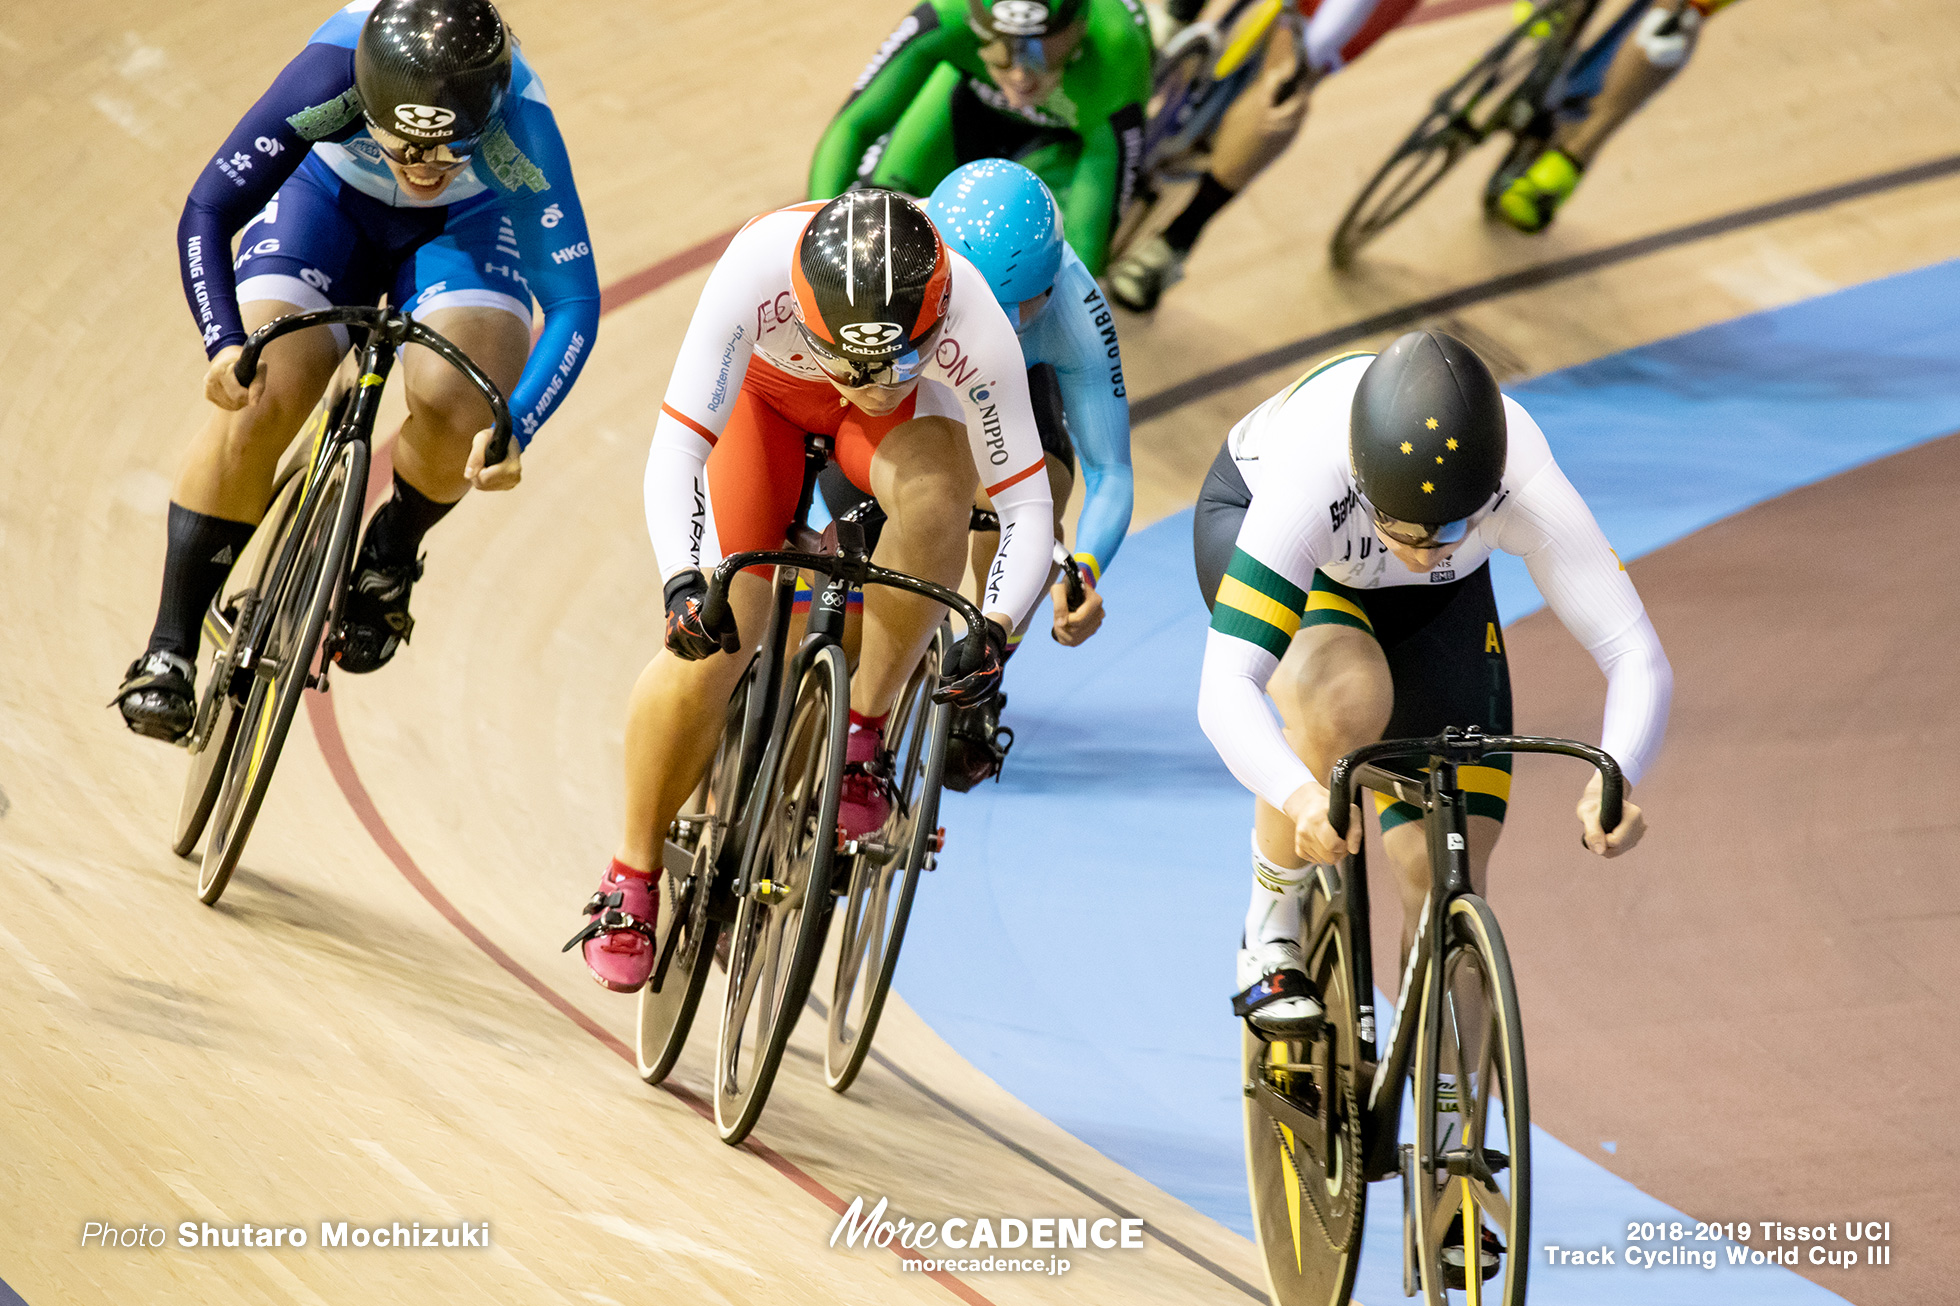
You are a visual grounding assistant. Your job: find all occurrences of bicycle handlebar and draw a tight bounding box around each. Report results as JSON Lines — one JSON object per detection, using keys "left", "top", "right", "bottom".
{"left": 700, "top": 547, "right": 992, "bottom": 673}
{"left": 1325, "top": 730, "right": 1624, "bottom": 841}
{"left": 233, "top": 306, "right": 514, "bottom": 466}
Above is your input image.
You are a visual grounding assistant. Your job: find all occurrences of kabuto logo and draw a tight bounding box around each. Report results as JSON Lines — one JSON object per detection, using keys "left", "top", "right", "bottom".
{"left": 393, "top": 103, "right": 457, "bottom": 138}
{"left": 990, "top": 1, "right": 1051, "bottom": 34}
{"left": 839, "top": 321, "right": 906, "bottom": 354}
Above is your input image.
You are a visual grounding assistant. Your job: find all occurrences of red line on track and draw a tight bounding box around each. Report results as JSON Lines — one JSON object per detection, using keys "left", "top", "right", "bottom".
{"left": 304, "top": 693, "right": 993, "bottom": 1304}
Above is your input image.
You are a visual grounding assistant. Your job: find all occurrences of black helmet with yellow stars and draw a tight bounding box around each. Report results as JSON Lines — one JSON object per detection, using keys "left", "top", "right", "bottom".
{"left": 1348, "top": 330, "right": 1507, "bottom": 540}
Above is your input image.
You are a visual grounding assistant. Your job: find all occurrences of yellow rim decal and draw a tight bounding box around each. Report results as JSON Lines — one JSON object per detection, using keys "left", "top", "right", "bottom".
{"left": 1463, "top": 1176, "right": 1482, "bottom": 1306}
{"left": 1216, "top": 0, "right": 1284, "bottom": 78}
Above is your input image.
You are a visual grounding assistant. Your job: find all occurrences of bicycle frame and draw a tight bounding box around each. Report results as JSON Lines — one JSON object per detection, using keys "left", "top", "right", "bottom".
{"left": 221, "top": 305, "right": 513, "bottom": 692}
{"left": 1319, "top": 729, "right": 1623, "bottom": 1181}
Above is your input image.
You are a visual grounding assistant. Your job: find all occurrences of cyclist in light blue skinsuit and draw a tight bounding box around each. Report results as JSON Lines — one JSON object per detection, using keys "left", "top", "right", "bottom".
{"left": 933, "top": 159, "right": 1137, "bottom": 788}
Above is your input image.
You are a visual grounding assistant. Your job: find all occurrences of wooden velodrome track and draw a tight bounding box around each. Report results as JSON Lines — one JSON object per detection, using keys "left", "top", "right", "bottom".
{"left": 2, "top": 0, "right": 1956, "bottom": 1302}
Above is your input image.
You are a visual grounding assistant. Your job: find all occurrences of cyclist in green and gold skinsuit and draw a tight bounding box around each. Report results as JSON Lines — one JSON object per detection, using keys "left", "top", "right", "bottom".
{"left": 808, "top": 0, "right": 1151, "bottom": 276}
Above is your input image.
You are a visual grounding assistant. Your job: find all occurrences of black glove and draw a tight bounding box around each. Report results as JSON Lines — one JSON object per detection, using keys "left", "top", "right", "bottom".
{"left": 934, "top": 619, "right": 1009, "bottom": 708}
{"left": 664, "top": 571, "right": 740, "bottom": 661}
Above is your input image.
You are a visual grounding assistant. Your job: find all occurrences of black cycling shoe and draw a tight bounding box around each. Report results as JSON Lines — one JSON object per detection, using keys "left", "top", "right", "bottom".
{"left": 941, "top": 692, "right": 1013, "bottom": 793}
{"left": 1440, "top": 1210, "right": 1504, "bottom": 1289}
{"left": 334, "top": 554, "right": 422, "bottom": 674}
{"left": 114, "top": 651, "right": 196, "bottom": 743}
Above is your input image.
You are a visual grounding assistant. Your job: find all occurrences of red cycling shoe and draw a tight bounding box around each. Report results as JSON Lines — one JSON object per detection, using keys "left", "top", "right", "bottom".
{"left": 567, "top": 859, "right": 659, "bottom": 993}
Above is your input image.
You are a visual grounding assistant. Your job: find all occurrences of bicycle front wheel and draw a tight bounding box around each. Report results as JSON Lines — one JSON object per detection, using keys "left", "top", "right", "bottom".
{"left": 1329, "top": 0, "right": 1588, "bottom": 266}
{"left": 1244, "top": 864, "right": 1367, "bottom": 1306}
{"left": 173, "top": 465, "right": 307, "bottom": 857}
{"left": 197, "top": 440, "right": 366, "bottom": 905}
{"left": 1410, "top": 894, "right": 1529, "bottom": 1305}
{"left": 713, "top": 643, "right": 849, "bottom": 1144}
{"left": 636, "top": 657, "right": 757, "bottom": 1085}
{"left": 824, "top": 626, "right": 949, "bottom": 1093}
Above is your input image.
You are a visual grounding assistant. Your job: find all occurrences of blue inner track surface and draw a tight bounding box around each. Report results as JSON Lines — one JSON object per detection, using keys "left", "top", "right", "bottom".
{"left": 896, "top": 261, "right": 1960, "bottom": 1303}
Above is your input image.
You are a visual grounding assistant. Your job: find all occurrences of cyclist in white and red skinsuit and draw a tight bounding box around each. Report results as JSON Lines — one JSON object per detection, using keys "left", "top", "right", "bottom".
{"left": 576, "top": 192, "right": 1054, "bottom": 993}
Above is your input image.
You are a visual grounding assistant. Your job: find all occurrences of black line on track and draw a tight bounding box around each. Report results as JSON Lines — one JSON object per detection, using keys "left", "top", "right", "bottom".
{"left": 1129, "top": 151, "right": 1960, "bottom": 425}
{"left": 805, "top": 995, "right": 1266, "bottom": 1300}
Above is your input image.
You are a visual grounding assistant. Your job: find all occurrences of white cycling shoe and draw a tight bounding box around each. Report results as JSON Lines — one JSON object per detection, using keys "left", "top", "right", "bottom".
{"left": 1233, "top": 939, "right": 1325, "bottom": 1036}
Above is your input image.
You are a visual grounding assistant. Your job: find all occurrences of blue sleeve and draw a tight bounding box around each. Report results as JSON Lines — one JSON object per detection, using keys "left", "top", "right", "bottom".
{"left": 177, "top": 40, "right": 361, "bottom": 356}
{"left": 471, "top": 87, "right": 601, "bottom": 448}
{"left": 1036, "top": 253, "right": 1133, "bottom": 578}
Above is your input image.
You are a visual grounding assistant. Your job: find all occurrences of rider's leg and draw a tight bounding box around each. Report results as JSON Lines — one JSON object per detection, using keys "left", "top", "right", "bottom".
{"left": 1112, "top": 17, "right": 1310, "bottom": 312}
{"left": 335, "top": 294, "right": 530, "bottom": 672}
{"left": 1497, "top": 0, "right": 1704, "bottom": 231}
{"left": 615, "top": 572, "right": 778, "bottom": 873}
{"left": 1234, "top": 621, "right": 1391, "bottom": 1027}
{"left": 119, "top": 300, "right": 342, "bottom": 739}
{"left": 858, "top": 416, "right": 978, "bottom": 715}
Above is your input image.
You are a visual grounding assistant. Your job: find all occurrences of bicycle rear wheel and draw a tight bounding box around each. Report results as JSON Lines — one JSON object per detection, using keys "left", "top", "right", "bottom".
{"left": 1244, "top": 865, "right": 1367, "bottom": 1306}
{"left": 1328, "top": 0, "right": 1589, "bottom": 266}
{"left": 197, "top": 441, "right": 366, "bottom": 905}
{"left": 636, "top": 658, "right": 757, "bottom": 1085}
{"left": 824, "top": 626, "right": 949, "bottom": 1093}
{"left": 713, "top": 643, "right": 849, "bottom": 1144}
{"left": 1410, "top": 894, "right": 1529, "bottom": 1305}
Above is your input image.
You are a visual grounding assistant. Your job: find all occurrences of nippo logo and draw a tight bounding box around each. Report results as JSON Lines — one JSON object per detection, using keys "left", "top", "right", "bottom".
{"left": 990, "top": 0, "right": 1052, "bottom": 34}
{"left": 839, "top": 321, "right": 906, "bottom": 353}
{"left": 393, "top": 103, "right": 457, "bottom": 138}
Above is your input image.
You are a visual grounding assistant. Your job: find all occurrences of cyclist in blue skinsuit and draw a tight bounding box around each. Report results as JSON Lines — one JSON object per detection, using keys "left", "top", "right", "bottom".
{"left": 931, "top": 159, "right": 1137, "bottom": 788}
{"left": 116, "top": 0, "right": 600, "bottom": 741}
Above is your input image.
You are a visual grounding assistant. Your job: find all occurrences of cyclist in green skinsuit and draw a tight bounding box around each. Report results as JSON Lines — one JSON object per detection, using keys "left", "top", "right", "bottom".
{"left": 808, "top": 0, "right": 1152, "bottom": 275}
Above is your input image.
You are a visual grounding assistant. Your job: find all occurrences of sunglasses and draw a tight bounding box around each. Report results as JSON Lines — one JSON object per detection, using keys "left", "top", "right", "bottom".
{"left": 368, "top": 123, "right": 479, "bottom": 171}
{"left": 797, "top": 322, "right": 939, "bottom": 389}
{"left": 1359, "top": 492, "right": 1495, "bottom": 550}
{"left": 977, "top": 23, "right": 1084, "bottom": 76}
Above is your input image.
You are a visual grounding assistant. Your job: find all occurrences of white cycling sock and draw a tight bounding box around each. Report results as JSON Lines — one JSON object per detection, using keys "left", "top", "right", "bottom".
{"left": 1244, "top": 833, "right": 1314, "bottom": 948}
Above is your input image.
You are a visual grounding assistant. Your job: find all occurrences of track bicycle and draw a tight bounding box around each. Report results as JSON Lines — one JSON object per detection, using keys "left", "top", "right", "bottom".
{"left": 1329, "top": 0, "right": 1665, "bottom": 264}
{"left": 1110, "top": 0, "right": 1308, "bottom": 261}
{"left": 171, "top": 305, "right": 511, "bottom": 905}
{"left": 1241, "top": 727, "right": 1623, "bottom": 1305}
{"left": 608, "top": 434, "right": 988, "bottom": 1144}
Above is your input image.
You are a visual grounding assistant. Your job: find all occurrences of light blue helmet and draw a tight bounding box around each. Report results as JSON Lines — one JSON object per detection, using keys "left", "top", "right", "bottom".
{"left": 926, "top": 159, "right": 1065, "bottom": 312}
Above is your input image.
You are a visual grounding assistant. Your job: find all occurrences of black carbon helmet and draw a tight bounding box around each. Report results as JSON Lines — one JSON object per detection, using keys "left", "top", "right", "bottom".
{"left": 356, "top": 0, "right": 512, "bottom": 148}
{"left": 1349, "top": 330, "right": 1508, "bottom": 528}
{"left": 791, "top": 190, "right": 952, "bottom": 386}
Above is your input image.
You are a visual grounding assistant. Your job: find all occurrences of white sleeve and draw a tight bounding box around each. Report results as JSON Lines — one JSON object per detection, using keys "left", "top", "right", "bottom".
{"left": 1195, "top": 433, "right": 1343, "bottom": 811}
{"left": 1492, "top": 407, "right": 1672, "bottom": 784}
{"left": 1199, "top": 631, "right": 1319, "bottom": 810}
{"left": 642, "top": 221, "right": 772, "bottom": 580}
{"left": 933, "top": 256, "right": 1054, "bottom": 626}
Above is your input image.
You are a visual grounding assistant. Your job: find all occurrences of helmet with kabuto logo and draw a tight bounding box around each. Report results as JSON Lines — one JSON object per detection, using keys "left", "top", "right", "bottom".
{"left": 356, "top": 0, "right": 512, "bottom": 154}
{"left": 790, "top": 189, "right": 952, "bottom": 388}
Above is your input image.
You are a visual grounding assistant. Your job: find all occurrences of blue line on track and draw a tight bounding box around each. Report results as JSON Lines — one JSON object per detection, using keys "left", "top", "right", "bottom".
{"left": 896, "top": 258, "right": 1960, "bottom": 1303}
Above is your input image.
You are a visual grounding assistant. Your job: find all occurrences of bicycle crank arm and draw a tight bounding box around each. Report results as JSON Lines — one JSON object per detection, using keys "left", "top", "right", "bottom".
{"left": 1247, "top": 1079, "right": 1329, "bottom": 1161}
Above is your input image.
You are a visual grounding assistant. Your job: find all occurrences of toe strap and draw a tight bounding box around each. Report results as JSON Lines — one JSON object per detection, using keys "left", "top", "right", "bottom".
{"left": 1232, "top": 967, "right": 1321, "bottom": 1019}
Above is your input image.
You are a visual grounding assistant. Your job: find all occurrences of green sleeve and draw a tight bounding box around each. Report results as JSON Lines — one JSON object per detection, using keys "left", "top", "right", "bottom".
{"left": 1055, "top": 3, "right": 1152, "bottom": 273}
{"left": 809, "top": 2, "right": 961, "bottom": 199}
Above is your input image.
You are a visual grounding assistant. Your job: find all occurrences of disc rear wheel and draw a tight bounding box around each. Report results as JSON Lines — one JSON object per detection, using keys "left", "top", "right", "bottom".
{"left": 1244, "top": 865, "right": 1367, "bottom": 1305}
